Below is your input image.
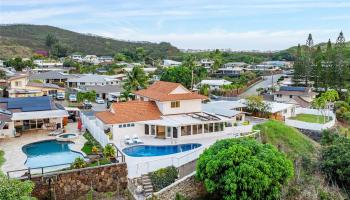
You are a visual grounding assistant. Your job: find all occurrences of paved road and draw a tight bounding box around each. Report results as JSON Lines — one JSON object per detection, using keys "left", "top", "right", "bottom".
{"left": 239, "top": 74, "right": 283, "bottom": 98}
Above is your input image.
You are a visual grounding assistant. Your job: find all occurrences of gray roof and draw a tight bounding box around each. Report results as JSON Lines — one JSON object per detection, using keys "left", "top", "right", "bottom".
{"left": 202, "top": 101, "right": 245, "bottom": 117}
{"left": 83, "top": 85, "right": 123, "bottom": 94}
{"left": 30, "top": 71, "right": 79, "bottom": 80}
{"left": 67, "top": 74, "right": 116, "bottom": 83}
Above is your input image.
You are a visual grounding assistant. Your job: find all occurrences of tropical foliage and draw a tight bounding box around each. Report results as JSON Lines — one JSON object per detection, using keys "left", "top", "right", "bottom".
{"left": 245, "top": 95, "right": 270, "bottom": 116}
{"left": 103, "top": 144, "right": 116, "bottom": 160}
{"left": 71, "top": 157, "right": 87, "bottom": 169}
{"left": 77, "top": 91, "right": 96, "bottom": 102}
{"left": 0, "top": 174, "right": 35, "bottom": 200}
{"left": 123, "top": 66, "right": 148, "bottom": 91}
{"left": 196, "top": 138, "right": 294, "bottom": 200}
{"left": 320, "top": 132, "right": 350, "bottom": 192}
{"left": 149, "top": 166, "right": 178, "bottom": 192}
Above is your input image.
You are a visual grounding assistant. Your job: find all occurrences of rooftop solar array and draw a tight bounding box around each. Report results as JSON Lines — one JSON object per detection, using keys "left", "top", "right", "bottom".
{"left": 0, "top": 96, "right": 52, "bottom": 112}
{"left": 280, "top": 86, "right": 306, "bottom": 92}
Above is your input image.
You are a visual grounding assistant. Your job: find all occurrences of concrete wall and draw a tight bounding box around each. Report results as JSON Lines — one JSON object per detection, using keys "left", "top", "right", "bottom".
{"left": 152, "top": 172, "right": 206, "bottom": 200}
{"left": 27, "top": 163, "right": 128, "bottom": 200}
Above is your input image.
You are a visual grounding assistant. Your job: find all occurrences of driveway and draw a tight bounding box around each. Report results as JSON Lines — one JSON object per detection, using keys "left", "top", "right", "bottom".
{"left": 239, "top": 74, "right": 283, "bottom": 98}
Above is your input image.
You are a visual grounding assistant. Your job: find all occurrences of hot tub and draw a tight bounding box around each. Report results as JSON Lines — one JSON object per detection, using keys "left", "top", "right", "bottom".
{"left": 56, "top": 133, "right": 79, "bottom": 142}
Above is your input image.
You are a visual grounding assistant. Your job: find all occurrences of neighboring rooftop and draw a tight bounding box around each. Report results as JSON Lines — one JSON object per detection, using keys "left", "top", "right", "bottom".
{"left": 29, "top": 71, "right": 80, "bottom": 80}
{"left": 200, "top": 79, "right": 232, "bottom": 86}
{"left": 0, "top": 96, "right": 55, "bottom": 112}
{"left": 27, "top": 82, "right": 63, "bottom": 89}
{"left": 133, "top": 81, "right": 207, "bottom": 102}
{"left": 274, "top": 86, "right": 317, "bottom": 96}
{"left": 96, "top": 101, "right": 162, "bottom": 124}
{"left": 67, "top": 74, "right": 118, "bottom": 83}
{"left": 202, "top": 101, "right": 245, "bottom": 117}
{"left": 83, "top": 85, "right": 123, "bottom": 94}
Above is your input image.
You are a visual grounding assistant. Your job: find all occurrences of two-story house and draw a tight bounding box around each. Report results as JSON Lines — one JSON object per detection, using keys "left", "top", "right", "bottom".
{"left": 66, "top": 74, "right": 120, "bottom": 88}
{"left": 94, "top": 81, "right": 252, "bottom": 143}
{"left": 7, "top": 74, "right": 65, "bottom": 98}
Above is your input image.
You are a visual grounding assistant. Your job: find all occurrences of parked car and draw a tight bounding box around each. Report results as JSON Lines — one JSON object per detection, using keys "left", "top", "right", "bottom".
{"left": 56, "top": 93, "right": 65, "bottom": 100}
{"left": 69, "top": 94, "right": 77, "bottom": 102}
{"left": 95, "top": 97, "right": 105, "bottom": 104}
{"left": 83, "top": 99, "right": 92, "bottom": 109}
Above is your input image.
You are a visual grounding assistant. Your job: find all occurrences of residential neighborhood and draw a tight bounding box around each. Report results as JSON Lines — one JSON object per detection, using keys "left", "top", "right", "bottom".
{"left": 0, "top": 1, "right": 349, "bottom": 200}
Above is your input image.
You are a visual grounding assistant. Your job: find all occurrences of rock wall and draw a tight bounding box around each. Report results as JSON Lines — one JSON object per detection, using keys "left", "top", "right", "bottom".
{"left": 27, "top": 163, "right": 128, "bottom": 200}
{"left": 152, "top": 172, "right": 207, "bottom": 200}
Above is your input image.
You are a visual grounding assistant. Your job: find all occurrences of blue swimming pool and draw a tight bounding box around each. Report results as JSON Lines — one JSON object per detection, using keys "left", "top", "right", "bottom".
{"left": 123, "top": 143, "right": 202, "bottom": 157}
{"left": 22, "top": 140, "right": 84, "bottom": 168}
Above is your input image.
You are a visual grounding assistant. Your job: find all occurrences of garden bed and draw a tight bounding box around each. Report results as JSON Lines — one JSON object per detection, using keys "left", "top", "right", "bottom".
{"left": 81, "top": 131, "right": 103, "bottom": 155}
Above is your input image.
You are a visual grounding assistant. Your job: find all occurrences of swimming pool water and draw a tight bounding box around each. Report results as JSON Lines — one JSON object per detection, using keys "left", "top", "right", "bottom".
{"left": 22, "top": 140, "right": 84, "bottom": 168}
{"left": 123, "top": 143, "right": 202, "bottom": 157}
{"left": 60, "top": 134, "right": 76, "bottom": 138}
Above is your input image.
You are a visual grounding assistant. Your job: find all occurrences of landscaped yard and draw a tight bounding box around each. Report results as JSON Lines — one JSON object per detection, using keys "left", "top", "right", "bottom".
{"left": 0, "top": 150, "right": 5, "bottom": 169}
{"left": 290, "top": 114, "right": 332, "bottom": 124}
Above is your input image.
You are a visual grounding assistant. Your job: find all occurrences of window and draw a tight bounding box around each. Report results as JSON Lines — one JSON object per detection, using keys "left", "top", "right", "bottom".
{"left": 166, "top": 127, "right": 172, "bottom": 138}
{"left": 145, "top": 124, "right": 149, "bottom": 135}
{"left": 277, "top": 94, "right": 282, "bottom": 98}
{"left": 127, "top": 124, "right": 131, "bottom": 127}
{"left": 181, "top": 125, "right": 191, "bottom": 136}
{"left": 171, "top": 101, "right": 180, "bottom": 108}
{"left": 204, "top": 124, "right": 209, "bottom": 133}
{"left": 214, "top": 123, "right": 220, "bottom": 132}
{"left": 119, "top": 125, "right": 122, "bottom": 128}
{"left": 198, "top": 124, "right": 203, "bottom": 134}
{"left": 289, "top": 95, "right": 293, "bottom": 98}
{"left": 15, "top": 81, "right": 21, "bottom": 87}
{"left": 3, "top": 123, "right": 8, "bottom": 129}
{"left": 236, "top": 115, "right": 243, "bottom": 121}
{"left": 225, "top": 122, "right": 232, "bottom": 127}
{"left": 192, "top": 125, "right": 198, "bottom": 135}
{"left": 131, "top": 123, "right": 135, "bottom": 127}
{"left": 151, "top": 125, "right": 156, "bottom": 136}
{"left": 123, "top": 124, "right": 126, "bottom": 127}
{"left": 219, "top": 123, "right": 224, "bottom": 131}
{"left": 209, "top": 123, "right": 214, "bottom": 133}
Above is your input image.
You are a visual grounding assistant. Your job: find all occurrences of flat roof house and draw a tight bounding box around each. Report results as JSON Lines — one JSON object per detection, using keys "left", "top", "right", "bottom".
{"left": 93, "top": 81, "right": 253, "bottom": 143}
{"left": 273, "top": 86, "right": 317, "bottom": 108}
{"left": 0, "top": 96, "right": 68, "bottom": 138}
{"left": 67, "top": 74, "right": 121, "bottom": 88}
{"left": 200, "top": 79, "right": 232, "bottom": 90}
{"left": 29, "top": 71, "right": 80, "bottom": 86}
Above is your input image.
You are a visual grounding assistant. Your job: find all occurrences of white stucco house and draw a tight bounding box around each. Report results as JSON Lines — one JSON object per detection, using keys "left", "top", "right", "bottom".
{"left": 273, "top": 86, "right": 317, "bottom": 108}
{"left": 200, "top": 79, "right": 232, "bottom": 90}
{"left": 93, "top": 81, "right": 253, "bottom": 143}
{"left": 67, "top": 74, "right": 121, "bottom": 88}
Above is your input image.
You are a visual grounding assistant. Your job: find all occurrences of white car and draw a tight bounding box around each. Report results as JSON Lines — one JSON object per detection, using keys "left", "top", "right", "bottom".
{"left": 56, "top": 93, "right": 65, "bottom": 100}
{"left": 95, "top": 97, "right": 105, "bottom": 104}
{"left": 69, "top": 94, "right": 77, "bottom": 102}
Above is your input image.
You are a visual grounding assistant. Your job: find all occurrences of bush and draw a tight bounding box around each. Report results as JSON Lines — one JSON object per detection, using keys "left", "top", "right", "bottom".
{"left": 71, "top": 157, "right": 87, "bottom": 169}
{"left": 196, "top": 138, "right": 294, "bottom": 200}
{"left": 103, "top": 144, "right": 116, "bottom": 160}
{"left": 149, "top": 166, "right": 178, "bottom": 191}
{"left": 321, "top": 134, "right": 350, "bottom": 191}
{"left": 0, "top": 174, "right": 35, "bottom": 200}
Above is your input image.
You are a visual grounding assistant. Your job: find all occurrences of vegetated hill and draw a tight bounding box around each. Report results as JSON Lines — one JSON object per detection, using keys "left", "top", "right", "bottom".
{"left": 0, "top": 24, "right": 179, "bottom": 59}
{"left": 285, "top": 41, "right": 350, "bottom": 56}
{"left": 254, "top": 120, "right": 345, "bottom": 200}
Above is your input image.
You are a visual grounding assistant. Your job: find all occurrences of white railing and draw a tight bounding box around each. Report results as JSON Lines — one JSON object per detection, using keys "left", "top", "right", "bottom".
{"left": 130, "top": 130, "right": 260, "bottom": 178}
{"left": 81, "top": 113, "right": 110, "bottom": 147}
{"left": 285, "top": 108, "right": 336, "bottom": 131}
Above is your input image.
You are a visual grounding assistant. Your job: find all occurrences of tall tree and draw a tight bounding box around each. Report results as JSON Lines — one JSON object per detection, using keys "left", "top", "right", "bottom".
{"left": 311, "top": 46, "right": 323, "bottom": 88}
{"left": 45, "top": 33, "right": 58, "bottom": 57}
{"left": 160, "top": 66, "right": 192, "bottom": 89}
{"left": 182, "top": 55, "right": 197, "bottom": 90}
{"left": 211, "top": 49, "right": 223, "bottom": 73}
{"left": 293, "top": 44, "right": 304, "bottom": 85}
{"left": 123, "top": 66, "right": 148, "bottom": 91}
{"left": 304, "top": 33, "right": 314, "bottom": 86}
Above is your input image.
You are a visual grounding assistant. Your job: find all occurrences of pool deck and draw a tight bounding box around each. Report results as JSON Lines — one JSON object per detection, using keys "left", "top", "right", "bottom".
{"left": 115, "top": 131, "right": 255, "bottom": 178}
{"left": 0, "top": 123, "right": 86, "bottom": 177}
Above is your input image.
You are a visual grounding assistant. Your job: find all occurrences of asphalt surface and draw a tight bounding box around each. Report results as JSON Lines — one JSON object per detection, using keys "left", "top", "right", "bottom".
{"left": 239, "top": 74, "right": 283, "bottom": 98}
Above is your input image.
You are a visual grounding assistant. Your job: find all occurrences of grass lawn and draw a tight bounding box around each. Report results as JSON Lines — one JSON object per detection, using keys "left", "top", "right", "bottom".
{"left": 254, "top": 120, "right": 318, "bottom": 160}
{"left": 290, "top": 114, "right": 331, "bottom": 124}
{"left": 81, "top": 131, "right": 102, "bottom": 155}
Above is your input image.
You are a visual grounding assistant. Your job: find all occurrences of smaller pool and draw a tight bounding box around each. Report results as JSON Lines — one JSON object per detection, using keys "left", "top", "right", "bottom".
{"left": 60, "top": 134, "right": 76, "bottom": 138}
{"left": 123, "top": 143, "right": 202, "bottom": 157}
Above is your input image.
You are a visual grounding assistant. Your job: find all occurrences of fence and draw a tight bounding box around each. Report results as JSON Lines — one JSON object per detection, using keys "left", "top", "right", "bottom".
{"left": 130, "top": 130, "right": 260, "bottom": 178}
{"left": 81, "top": 113, "right": 109, "bottom": 147}
{"left": 285, "top": 108, "right": 336, "bottom": 131}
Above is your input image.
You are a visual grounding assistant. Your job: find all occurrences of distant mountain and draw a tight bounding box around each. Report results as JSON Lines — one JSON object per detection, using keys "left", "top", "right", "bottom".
{"left": 0, "top": 24, "right": 180, "bottom": 59}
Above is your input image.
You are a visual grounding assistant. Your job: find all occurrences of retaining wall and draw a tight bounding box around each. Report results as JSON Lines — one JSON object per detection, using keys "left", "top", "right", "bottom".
{"left": 25, "top": 163, "right": 128, "bottom": 200}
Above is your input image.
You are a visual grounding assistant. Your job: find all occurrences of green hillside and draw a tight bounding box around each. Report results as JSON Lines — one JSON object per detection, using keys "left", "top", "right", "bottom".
{"left": 0, "top": 24, "right": 179, "bottom": 59}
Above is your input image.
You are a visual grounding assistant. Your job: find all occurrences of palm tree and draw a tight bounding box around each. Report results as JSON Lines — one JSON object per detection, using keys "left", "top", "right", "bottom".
{"left": 312, "top": 96, "right": 327, "bottom": 123}
{"left": 182, "top": 55, "right": 197, "bottom": 90}
{"left": 103, "top": 144, "right": 116, "bottom": 161}
{"left": 123, "top": 66, "right": 148, "bottom": 91}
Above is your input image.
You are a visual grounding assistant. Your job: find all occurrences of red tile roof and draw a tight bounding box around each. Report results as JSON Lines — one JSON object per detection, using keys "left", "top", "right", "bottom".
{"left": 133, "top": 81, "right": 208, "bottom": 101}
{"left": 95, "top": 100, "right": 162, "bottom": 124}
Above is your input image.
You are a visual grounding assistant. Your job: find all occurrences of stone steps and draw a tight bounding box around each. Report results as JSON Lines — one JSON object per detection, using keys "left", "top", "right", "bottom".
{"left": 141, "top": 174, "right": 154, "bottom": 197}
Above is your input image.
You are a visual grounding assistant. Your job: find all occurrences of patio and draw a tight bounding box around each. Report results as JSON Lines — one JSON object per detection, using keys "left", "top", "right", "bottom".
{"left": 0, "top": 122, "right": 86, "bottom": 176}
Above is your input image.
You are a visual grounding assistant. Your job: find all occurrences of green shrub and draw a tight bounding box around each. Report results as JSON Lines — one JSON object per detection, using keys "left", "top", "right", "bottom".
{"left": 149, "top": 166, "right": 178, "bottom": 191}
{"left": 71, "top": 157, "right": 87, "bottom": 169}
{"left": 196, "top": 138, "right": 294, "bottom": 200}
{"left": 103, "top": 144, "right": 116, "bottom": 160}
{"left": 0, "top": 174, "right": 35, "bottom": 199}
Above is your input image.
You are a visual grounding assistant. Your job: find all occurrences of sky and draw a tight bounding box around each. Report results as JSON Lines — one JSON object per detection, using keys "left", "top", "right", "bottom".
{"left": 0, "top": 0, "right": 349, "bottom": 50}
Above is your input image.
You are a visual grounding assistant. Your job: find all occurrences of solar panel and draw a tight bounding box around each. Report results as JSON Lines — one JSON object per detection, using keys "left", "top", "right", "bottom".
{"left": 280, "top": 86, "right": 306, "bottom": 92}
{"left": 6, "top": 96, "right": 52, "bottom": 112}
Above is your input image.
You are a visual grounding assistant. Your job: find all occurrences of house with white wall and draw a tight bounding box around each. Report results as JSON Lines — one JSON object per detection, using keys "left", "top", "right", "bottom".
{"left": 67, "top": 74, "right": 121, "bottom": 88}
{"left": 273, "top": 86, "right": 317, "bottom": 108}
{"left": 199, "top": 79, "right": 232, "bottom": 90}
{"left": 0, "top": 96, "right": 68, "bottom": 138}
{"left": 93, "top": 81, "right": 253, "bottom": 143}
